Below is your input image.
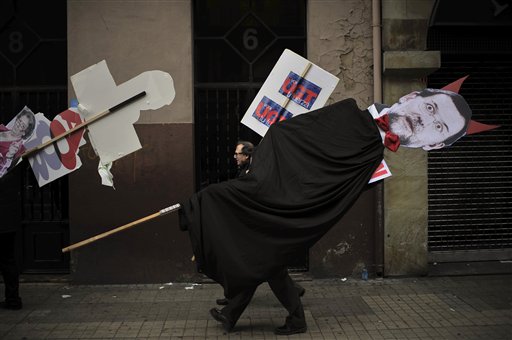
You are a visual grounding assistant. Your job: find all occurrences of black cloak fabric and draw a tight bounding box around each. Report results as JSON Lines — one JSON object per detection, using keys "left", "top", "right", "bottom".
{"left": 179, "top": 98, "right": 384, "bottom": 298}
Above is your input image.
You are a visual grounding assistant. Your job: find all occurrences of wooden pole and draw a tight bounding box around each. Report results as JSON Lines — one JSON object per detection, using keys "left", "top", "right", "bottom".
{"left": 21, "top": 91, "right": 146, "bottom": 159}
{"left": 61, "top": 203, "right": 181, "bottom": 253}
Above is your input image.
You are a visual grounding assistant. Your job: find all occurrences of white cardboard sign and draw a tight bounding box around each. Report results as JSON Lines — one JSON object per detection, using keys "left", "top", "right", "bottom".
{"left": 241, "top": 49, "right": 339, "bottom": 136}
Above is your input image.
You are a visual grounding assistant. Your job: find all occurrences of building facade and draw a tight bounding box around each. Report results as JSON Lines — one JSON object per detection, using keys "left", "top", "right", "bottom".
{"left": 1, "top": 0, "right": 509, "bottom": 283}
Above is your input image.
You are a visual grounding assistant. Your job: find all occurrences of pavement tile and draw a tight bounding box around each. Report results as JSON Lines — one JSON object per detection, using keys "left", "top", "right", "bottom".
{"left": 0, "top": 275, "right": 510, "bottom": 339}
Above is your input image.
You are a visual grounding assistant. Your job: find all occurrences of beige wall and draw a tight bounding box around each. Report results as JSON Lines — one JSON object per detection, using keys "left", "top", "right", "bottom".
{"left": 67, "top": 0, "right": 193, "bottom": 123}
{"left": 308, "top": 0, "right": 377, "bottom": 277}
{"left": 382, "top": 0, "right": 437, "bottom": 276}
{"left": 67, "top": 0, "right": 196, "bottom": 283}
{"left": 308, "top": 0, "right": 374, "bottom": 106}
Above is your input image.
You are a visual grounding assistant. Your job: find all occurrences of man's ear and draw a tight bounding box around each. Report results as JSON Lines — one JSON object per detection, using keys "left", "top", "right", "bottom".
{"left": 398, "top": 91, "right": 420, "bottom": 104}
{"left": 422, "top": 142, "right": 445, "bottom": 151}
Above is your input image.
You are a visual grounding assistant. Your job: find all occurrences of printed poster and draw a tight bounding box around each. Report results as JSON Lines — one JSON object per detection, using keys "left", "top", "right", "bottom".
{"left": 24, "top": 108, "right": 87, "bottom": 187}
{"left": 241, "top": 49, "right": 339, "bottom": 136}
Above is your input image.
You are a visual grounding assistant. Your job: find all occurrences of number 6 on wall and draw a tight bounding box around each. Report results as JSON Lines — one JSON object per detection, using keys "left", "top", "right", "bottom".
{"left": 243, "top": 28, "right": 258, "bottom": 50}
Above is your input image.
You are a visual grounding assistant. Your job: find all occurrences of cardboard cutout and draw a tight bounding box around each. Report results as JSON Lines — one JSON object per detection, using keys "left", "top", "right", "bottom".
{"left": 70, "top": 60, "right": 175, "bottom": 166}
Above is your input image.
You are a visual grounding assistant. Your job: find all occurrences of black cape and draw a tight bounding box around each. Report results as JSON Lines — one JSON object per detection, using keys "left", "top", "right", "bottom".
{"left": 179, "top": 98, "right": 384, "bottom": 298}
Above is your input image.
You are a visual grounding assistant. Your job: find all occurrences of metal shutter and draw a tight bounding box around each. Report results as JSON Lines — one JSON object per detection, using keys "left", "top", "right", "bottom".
{"left": 427, "top": 56, "right": 512, "bottom": 251}
{"left": 426, "top": 24, "right": 512, "bottom": 273}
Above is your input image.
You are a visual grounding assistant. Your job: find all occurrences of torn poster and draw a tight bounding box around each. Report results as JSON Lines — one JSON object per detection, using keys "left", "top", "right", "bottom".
{"left": 70, "top": 60, "right": 176, "bottom": 167}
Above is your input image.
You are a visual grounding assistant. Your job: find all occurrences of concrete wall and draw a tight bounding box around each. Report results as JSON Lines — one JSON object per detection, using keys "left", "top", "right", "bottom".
{"left": 307, "top": 0, "right": 377, "bottom": 278}
{"left": 381, "top": 0, "right": 437, "bottom": 276}
{"left": 67, "top": 0, "right": 196, "bottom": 283}
{"left": 308, "top": 0, "right": 374, "bottom": 106}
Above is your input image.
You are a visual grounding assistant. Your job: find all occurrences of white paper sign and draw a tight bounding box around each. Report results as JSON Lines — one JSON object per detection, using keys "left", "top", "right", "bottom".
{"left": 70, "top": 60, "right": 175, "bottom": 165}
{"left": 241, "top": 49, "right": 339, "bottom": 136}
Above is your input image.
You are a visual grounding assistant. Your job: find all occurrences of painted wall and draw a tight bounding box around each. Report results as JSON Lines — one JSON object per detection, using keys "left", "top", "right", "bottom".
{"left": 381, "top": 0, "right": 437, "bottom": 276}
{"left": 67, "top": 0, "right": 197, "bottom": 283}
{"left": 308, "top": 0, "right": 374, "bottom": 107}
{"left": 308, "top": 0, "right": 377, "bottom": 278}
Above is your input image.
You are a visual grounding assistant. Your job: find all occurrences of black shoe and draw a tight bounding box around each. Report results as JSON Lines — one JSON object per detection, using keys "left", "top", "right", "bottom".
{"left": 216, "top": 298, "right": 229, "bottom": 305}
{"left": 209, "top": 308, "right": 233, "bottom": 332}
{"left": 274, "top": 323, "right": 307, "bottom": 335}
{"left": 0, "top": 301, "right": 22, "bottom": 310}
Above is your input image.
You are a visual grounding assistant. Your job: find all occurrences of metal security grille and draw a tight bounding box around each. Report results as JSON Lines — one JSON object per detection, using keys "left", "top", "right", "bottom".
{"left": 193, "top": 0, "right": 306, "bottom": 190}
{"left": 427, "top": 55, "right": 512, "bottom": 251}
{"left": 426, "top": 27, "right": 512, "bottom": 54}
{"left": 0, "top": 0, "right": 68, "bottom": 273}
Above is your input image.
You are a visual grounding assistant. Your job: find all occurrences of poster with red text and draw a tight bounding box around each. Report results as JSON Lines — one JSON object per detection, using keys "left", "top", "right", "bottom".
{"left": 241, "top": 49, "right": 339, "bottom": 136}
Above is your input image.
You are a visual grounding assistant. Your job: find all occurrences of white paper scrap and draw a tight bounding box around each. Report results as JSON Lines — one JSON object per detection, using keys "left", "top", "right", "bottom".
{"left": 98, "top": 162, "right": 114, "bottom": 187}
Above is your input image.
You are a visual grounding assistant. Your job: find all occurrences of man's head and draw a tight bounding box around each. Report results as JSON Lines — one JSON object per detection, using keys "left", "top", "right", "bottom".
{"left": 12, "top": 109, "right": 36, "bottom": 139}
{"left": 234, "top": 140, "right": 254, "bottom": 166}
{"left": 387, "top": 88, "right": 472, "bottom": 150}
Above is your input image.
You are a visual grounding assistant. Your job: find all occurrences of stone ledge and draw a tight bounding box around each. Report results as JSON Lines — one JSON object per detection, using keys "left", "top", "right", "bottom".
{"left": 383, "top": 50, "right": 440, "bottom": 77}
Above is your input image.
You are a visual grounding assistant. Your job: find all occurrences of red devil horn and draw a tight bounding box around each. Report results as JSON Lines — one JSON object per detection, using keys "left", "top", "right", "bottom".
{"left": 440, "top": 76, "right": 500, "bottom": 135}
{"left": 466, "top": 120, "right": 500, "bottom": 135}
{"left": 441, "top": 75, "right": 469, "bottom": 93}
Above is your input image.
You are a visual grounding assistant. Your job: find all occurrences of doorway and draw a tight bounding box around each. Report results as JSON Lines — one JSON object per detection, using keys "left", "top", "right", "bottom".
{"left": 0, "top": 0, "right": 69, "bottom": 273}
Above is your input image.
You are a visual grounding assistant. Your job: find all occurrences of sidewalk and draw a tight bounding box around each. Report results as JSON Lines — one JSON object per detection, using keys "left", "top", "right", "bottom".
{"left": 1, "top": 274, "right": 510, "bottom": 339}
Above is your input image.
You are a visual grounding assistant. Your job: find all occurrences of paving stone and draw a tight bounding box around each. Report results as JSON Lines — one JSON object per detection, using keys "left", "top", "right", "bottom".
{"left": 0, "top": 275, "right": 510, "bottom": 339}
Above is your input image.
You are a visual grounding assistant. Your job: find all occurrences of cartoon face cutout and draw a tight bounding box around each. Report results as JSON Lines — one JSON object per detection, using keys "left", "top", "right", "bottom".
{"left": 388, "top": 89, "right": 470, "bottom": 150}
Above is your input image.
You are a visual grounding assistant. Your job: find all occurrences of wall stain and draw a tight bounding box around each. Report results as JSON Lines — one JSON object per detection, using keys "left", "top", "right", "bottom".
{"left": 323, "top": 241, "right": 351, "bottom": 263}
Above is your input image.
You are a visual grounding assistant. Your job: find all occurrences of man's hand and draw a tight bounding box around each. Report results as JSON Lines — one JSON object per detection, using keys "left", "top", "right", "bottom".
{"left": 6, "top": 141, "right": 22, "bottom": 159}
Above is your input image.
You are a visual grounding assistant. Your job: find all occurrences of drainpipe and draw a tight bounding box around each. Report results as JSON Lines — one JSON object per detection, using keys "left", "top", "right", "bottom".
{"left": 373, "top": 0, "right": 382, "bottom": 102}
{"left": 372, "top": 0, "right": 385, "bottom": 277}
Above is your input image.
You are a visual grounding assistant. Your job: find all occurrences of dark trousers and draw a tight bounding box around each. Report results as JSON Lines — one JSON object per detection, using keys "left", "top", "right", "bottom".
{"left": 221, "top": 268, "right": 306, "bottom": 328}
{"left": 0, "top": 232, "right": 21, "bottom": 304}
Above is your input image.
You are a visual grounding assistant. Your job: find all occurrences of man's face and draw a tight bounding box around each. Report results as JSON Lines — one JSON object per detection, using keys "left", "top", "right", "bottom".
{"left": 388, "top": 92, "right": 466, "bottom": 150}
{"left": 234, "top": 144, "right": 249, "bottom": 166}
{"left": 12, "top": 115, "right": 30, "bottom": 138}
